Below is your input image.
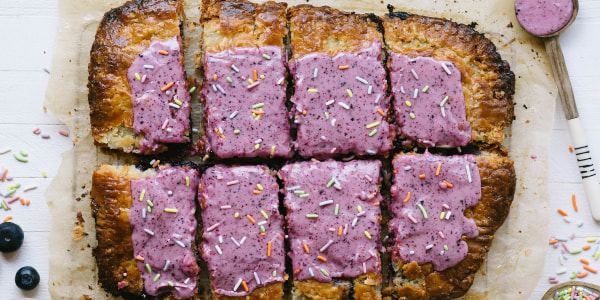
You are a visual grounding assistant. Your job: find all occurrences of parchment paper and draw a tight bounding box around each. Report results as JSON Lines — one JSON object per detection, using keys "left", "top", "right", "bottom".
{"left": 44, "top": 0, "right": 556, "bottom": 298}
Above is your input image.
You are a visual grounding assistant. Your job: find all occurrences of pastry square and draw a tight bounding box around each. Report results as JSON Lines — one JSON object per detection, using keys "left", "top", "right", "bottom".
{"left": 88, "top": 0, "right": 191, "bottom": 154}
{"left": 384, "top": 149, "right": 516, "bottom": 299}
{"left": 382, "top": 11, "right": 515, "bottom": 147}
{"left": 288, "top": 5, "right": 393, "bottom": 159}
{"left": 280, "top": 159, "right": 383, "bottom": 299}
{"left": 389, "top": 152, "right": 481, "bottom": 272}
{"left": 199, "top": 0, "right": 292, "bottom": 159}
{"left": 199, "top": 165, "right": 286, "bottom": 299}
{"left": 92, "top": 164, "right": 200, "bottom": 299}
{"left": 389, "top": 53, "right": 471, "bottom": 148}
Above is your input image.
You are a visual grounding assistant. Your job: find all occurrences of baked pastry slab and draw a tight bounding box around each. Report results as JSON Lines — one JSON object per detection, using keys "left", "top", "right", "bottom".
{"left": 288, "top": 5, "right": 393, "bottom": 159}
{"left": 382, "top": 12, "right": 515, "bottom": 147}
{"left": 88, "top": 0, "right": 190, "bottom": 155}
{"left": 199, "top": 0, "right": 293, "bottom": 159}
{"left": 92, "top": 165, "right": 150, "bottom": 296}
{"left": 129, "top": 166, "right": 201, "bottom": 298}
{"left": 279, "top": 160, "right": 383, "bottom": 300}
{"left": 383, "top": 148, "right": 516, "bottom": 299}
{"left": 91, "top": 165, "right": 201, "bottom": 299}
{"left": 198, "top": 165, "right": 286, "bottom": 299}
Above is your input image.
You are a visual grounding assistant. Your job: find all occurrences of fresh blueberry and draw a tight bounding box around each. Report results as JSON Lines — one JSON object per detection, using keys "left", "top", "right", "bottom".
{"left": 0, "top": 222, "right": 24, "bottom": 253}
{"left": 15, "top": 266, "right": 40, "bottom": 291}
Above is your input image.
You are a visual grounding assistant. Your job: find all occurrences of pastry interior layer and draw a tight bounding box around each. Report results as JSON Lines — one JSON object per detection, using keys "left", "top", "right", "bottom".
{"left": 200, "top": 0, "right": 292, "bottom": 159}
{"left": 199, "top": 165, "right": 286, "bottom": 299}
{"left": 129, "top": 167, "right": 200, "bottom": 298}
{"left": 382, "top": 13, "right": 515, "bottom": 146}
{"left": 88, "top": 0, "right": 186, "bottom": 154}
{"left": 292, "top": 273, "right": 382, "bottom": 300}
{"left": 280, "top": 160, "right": 383, "bottom": 299}
{"left": 383, "top": 148, "right": 516, "bottom": 299}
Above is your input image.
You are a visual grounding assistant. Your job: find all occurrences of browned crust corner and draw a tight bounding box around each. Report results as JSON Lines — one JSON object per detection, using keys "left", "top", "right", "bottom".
{"left": 200, "top": 0, "right": 287, "bottom": 53}
{"left": 212, "top": 282, "right": 284, "bottom": 300}
{"left": 383, "top": 151, "right": 516, "bottom": 299}
{"left": 88, "top": 0, "right": 182, "bottom": 154}
{"left": 287, "top": 5, "right": 383, "bottom": 60}
{"left": 381, "top": 12, "right": 515, "bottom": 146}
{"left": 91, "top": 166, "right": 143, "bottom": 296}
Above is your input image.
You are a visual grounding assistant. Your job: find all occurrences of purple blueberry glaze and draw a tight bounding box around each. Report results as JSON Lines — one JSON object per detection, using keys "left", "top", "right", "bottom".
{"left": 201, "top": 46, "right": 292, "bottom": 159}
{"left": 280, "top": 160, "right": 382, "bottom": 282}
{"left": 289, "top": 39, "right": 392, "bottom": 158}
{"left": 389, "top": 53, "right": 471, "bottom": 148}
{"left": 129, "top": 167, "right": 200, "bottom": 299}
{"left": 199, "top": 165, "right": 285, "bottom": 296}
{"left": 515, "top": 0, "right": 573, "bottom": 36}
{"left": 127, "top": 35, "right": 191, "bottom": 153}
{"left": 389, "top": 152, "right": 481, "bottom": 271}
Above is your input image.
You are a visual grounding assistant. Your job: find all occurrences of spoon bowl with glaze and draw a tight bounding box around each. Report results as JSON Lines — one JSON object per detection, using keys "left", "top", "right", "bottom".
{"left": 515, "top": 0, "right": 600, "bottom": 221}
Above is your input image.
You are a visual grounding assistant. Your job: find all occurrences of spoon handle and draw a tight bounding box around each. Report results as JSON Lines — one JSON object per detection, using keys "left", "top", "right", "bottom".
{"left": 544, "top": 36, "right": 600, "bottom": 221}
{"left": 544, "top": 36, "right": 578, "bottom": 119}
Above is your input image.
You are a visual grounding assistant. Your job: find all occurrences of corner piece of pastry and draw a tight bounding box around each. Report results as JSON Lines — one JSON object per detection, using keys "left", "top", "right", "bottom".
{"left": 198, "top": 165, "right": 287, "bottom": 299}
{"left": 287, "top": 5, "right": 394, "bottom": 159}
{"left": 88, "top": 0, "right": 192, "bottom": 155}
{"left": 91, "top": 164, "right": 201, "bottom": 299}
{"left": 383, "top": 147, "right": 516, "bottom": 299}
{"left": 280, "top": 160, "right": 384, "bottom": 300}
{"left": 199, "top": 0, "right": 293, "bottom": 159}
{"left": 382, "top": 11, "right": 515, "bottom": 148}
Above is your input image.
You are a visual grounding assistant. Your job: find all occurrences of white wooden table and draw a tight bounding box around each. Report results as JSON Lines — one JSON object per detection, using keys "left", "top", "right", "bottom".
{"left": 0, "top": 0, "right": 598, "bottom": 299}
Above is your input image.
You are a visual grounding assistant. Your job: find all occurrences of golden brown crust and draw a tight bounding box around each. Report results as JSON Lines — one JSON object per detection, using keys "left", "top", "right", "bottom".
{"left": 288, "top": 5, "right": 383, "bottom": 60}
{"left": 212, "top": 283, "right": 284, "bottom": 300}
{"left": 91, "top": 165, "right": 146, "bottom": 296}
{"left": 88, "top": 0, "right": 182, "bottom": 154}
{"left": 200, "top": 0, "right": 287, "bottom": 53}
{"left": 382, "top": 13, "right": 515, "bottom": 146}
{"left": 383, "top": 149, "right": 516, "bottom": 299}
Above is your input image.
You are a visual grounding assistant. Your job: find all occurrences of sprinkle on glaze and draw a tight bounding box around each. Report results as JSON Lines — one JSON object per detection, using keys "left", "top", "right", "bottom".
{"left": 289, "top": 39, "right": 391, "bottom": 158}
{"left": 127, "top": 35, "right": 191, "bottom": 153}
{"left": 199, "top": 165, "right": 285, "bottom": 296}
{"left": 129, "top": 167, "right": 200, "bottom": 299}
{"left": 389, "top": 152, "right": 481, "bottom": 271}
{"left": 389, "top": 53, "right": 471, "bottom": 148}
{"left": 280, "top": 160, "right": 382, "bottom": 282}
{"left": 202, "top": 46, "right": 292, "bottom": 159}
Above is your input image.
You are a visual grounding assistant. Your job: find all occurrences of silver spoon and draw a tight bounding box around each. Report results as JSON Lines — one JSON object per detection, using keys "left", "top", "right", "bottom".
{"left": 515, "top": 0, "right": 600, "bottom": 221}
